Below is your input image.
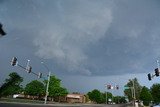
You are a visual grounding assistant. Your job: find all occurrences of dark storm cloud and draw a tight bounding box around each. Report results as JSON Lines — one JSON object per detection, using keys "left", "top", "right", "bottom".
{"left": 0, "top": 0, "right": 160, "bottom": 77}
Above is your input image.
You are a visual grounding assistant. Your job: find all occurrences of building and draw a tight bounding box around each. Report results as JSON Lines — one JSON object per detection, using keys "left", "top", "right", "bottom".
{"left": 65, "top": 94, "right": 86, "bottom": 103}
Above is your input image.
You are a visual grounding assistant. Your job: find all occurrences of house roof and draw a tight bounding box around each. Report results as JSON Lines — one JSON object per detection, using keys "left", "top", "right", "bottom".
{"left": 66, "top": 94, "right": 84, "bottom": 99}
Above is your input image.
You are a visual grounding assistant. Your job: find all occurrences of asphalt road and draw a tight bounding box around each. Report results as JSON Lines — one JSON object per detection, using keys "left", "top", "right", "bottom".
{"left": 0, "top": 102, "right": 127, "bottom": 107}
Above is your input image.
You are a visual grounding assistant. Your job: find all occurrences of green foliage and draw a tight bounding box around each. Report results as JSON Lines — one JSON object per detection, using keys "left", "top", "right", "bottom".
{"left": 51, "top": 87, "right": 68, "bottom": 97}
{"left": 25, "top": 80, "right": 45, "bottom": 97}
{"left": 106, "top": 92, "right": 113, "bottom": 103}
{"left": 101, "top": 92, "right": 106, "bottom": 103}
{"left": 139, "top": 86, "right": 152, "bottom": 106}
{"left": 85, "top": 94, "right": 90, "bottom": 103}
{"left": 119, "top": 96, "right": 127, "bottom": 103}
{"left": 87, "top": 89, "right": 113, "bottom": 104}
{"left": 0, "top": 72, "right": 23, "bottom": 97}
{"left": 151, "top": 83, "right": 160, "bottom": 103}
{"left": 46, "top": 75, "right": 68, "bottom": 101}
{"left": 124, "top": 78, "right": 142, "bottom": 101}
{"left": 87, "top": 89, "right": 103, "bottom": 103}
{"left": 114, "top": 96, "right": 127, "bottom": 104}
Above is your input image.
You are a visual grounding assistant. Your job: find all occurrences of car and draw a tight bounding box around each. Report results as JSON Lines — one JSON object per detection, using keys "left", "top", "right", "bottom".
{"left": 151, "top": 104, "right": 160, "bottom": 107}
{"left": 153, "top": 105, "right": 160, "bottom": 107}
{"left": 13, "top": 94, "right": 24, "bottom": 99}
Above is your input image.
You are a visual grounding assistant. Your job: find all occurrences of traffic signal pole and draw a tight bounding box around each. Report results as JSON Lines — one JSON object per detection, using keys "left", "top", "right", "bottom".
{"left": 11, "top": 57, "right": 50, "bottom": 104}
{"left": 41, "top": 62, "right": 51, "bottom": 104}
{"left": 157, "top": 60, "right": 160, "bottom": 71}
{"left": 44, "top": 72, "right": 51, "bottom": 104}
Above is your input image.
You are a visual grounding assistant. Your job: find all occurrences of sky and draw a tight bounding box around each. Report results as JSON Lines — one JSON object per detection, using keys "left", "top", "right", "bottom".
{"left": 0, "top": 0, "right": 160, "bottom": 96}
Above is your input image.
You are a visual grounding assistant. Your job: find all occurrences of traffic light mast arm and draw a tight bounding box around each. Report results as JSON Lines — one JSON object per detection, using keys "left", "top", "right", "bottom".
{"left": 152, "top": 74, "right": 156, "bottom": 78}
{"left": 11, "top": 57, "right": 47, "bottom": 80}
{"left": 17, "top": 64, "right": 36, "bottom": 75}
{"left": 17, "top": 64, "right": 27, "bottom": 71}
{"left": 148, "top": 73, "right": 156, "bottom": 81}
{"left": 18, "top": 64, "right": 44, "bottom": 78}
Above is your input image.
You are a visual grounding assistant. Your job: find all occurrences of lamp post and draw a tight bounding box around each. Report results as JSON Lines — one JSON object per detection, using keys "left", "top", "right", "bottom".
{"left": 105, "top": 84, "right": 108, "bottom": 104}
{"left": 132, "top": 79, "right": 136, "bottom": 107}
{"left": 41, "top": 62, "right": 51, "bottom": 104}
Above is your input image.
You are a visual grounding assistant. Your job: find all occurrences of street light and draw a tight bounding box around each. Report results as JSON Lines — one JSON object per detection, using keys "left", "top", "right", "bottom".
{"left": 41, "top": 61, "right": 51, "bottom": 104}
{"left": 132, "top": 79, "right": 136, "bottom": 107}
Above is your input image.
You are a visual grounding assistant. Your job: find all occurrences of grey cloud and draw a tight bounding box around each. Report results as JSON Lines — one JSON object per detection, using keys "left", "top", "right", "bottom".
{"left": 0, "top": 0, "right": 160, "bottom": 77}
{"left": 34, "top": 0, "right": 113, "bottom": 75}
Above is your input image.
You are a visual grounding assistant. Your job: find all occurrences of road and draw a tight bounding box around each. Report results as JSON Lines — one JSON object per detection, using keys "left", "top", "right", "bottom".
{"left": 0, "top": 102, "right": 127, "bottom": 107}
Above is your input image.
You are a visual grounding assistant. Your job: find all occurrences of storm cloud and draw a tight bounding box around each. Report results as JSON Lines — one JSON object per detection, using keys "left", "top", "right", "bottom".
{"left": 0, "top": 0, "right": 160, "bottom": 77}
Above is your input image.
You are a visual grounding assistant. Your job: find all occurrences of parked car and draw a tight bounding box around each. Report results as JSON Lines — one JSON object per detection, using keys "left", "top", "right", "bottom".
{"left": 13, "top": 94, "right": 24, "bottom": 99}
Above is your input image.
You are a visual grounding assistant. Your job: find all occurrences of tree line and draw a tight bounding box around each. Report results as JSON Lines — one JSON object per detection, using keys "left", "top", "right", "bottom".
{"left": 87, "top": 89, "right": 126, "bottom": 104}
{"left": 0, "top": 72, "right": 68, "bottom": 102}
{"left": 0, "top": 72, "right": 126, "bottom": 104}
{"left": 124, "top": 78, "right": 160, "bottom": 106}
{"left": 2, "top": 72, "right": 160, "bottom": 105}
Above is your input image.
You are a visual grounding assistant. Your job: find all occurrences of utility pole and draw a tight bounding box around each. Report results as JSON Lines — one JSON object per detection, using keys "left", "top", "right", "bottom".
{"left": 106, "top": 91, "right": 107, "bottom": 104}
{"left": 105, "top": 84, "right": 108, "bottom": 104}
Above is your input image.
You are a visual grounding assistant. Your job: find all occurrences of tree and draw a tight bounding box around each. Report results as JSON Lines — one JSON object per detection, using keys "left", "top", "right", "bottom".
{"left": 87, "top": 90, "right": 113, "bottom": 104}
{"left": 119, "top": 96, "right": 127, "bottom": 103}
{"left": 101, "top": 92, "right": 106, "bottom": 103}
{"left": 85, "top": 94, "right": 90, "bottom": 103}
{"left": 113, "top": 96, "right": 127, "bottom": 104}
{"left": 106, "top": 92, "right": 113, "bottom": 103}
{"left": 151, "top": 83, "right": 160, "bottom": 103}
{"left": 87, "top": 89, "right": 103, "bottom": 104}
{"left": 25, "top": 80, "right": 45, "bottom": 99}
{"left": 101, "top": 92, "right": 112, "bottom": 104}
{"left": 139, "top": 86, "right": 152, "bottom": 106}
{"left": 124, "top": 78, "right": 142, "bottom": 101}
{"left": 0, "top": 72, "right": 23, "bottom": 97}
{"left": 46, "top": 75, "right": 68, "bottom": 101}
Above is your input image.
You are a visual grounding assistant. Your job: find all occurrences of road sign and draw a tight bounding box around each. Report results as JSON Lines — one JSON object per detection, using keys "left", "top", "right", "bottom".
{"left": 124, "top": 86, "right": 130, "bottom": 89}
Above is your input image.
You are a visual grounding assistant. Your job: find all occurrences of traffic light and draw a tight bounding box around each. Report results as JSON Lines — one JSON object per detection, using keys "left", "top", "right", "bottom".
{"left": 27, "top": 66, "right": 32, "bottom": 73}
{"left": 155, "top": 68, "right": 159, "bottom": 77}
{"left": 107, "top": 85, "right": 111, "bottom": 89}
{"left": 0, "top": 23, "right": 6, "bottom": 36}
{"left": 148, "top": 73, "right": 152, "bottom": 81}
{"left": 116, "top": 85, "right": 119, "bottom": 90}
{"left": 38, "top": 72, "right": 42, "bottom": 78}
{"left": 11, "top": 57, "right": 17, "bottom": 66}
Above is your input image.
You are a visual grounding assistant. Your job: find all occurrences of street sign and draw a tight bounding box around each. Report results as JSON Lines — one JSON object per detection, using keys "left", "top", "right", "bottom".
{"left": 124, "top": 86, "right": 129, "bottom": 89}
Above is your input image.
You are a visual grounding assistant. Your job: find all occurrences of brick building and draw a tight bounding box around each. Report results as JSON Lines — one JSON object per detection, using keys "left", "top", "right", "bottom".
{"left": 66, "top": 94, "right": 86, "bottom": 103}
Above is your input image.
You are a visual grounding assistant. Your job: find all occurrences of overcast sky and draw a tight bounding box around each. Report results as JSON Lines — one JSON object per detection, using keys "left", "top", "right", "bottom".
{"left": 0, "top": 0, "right": 160, "bottom": 95}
